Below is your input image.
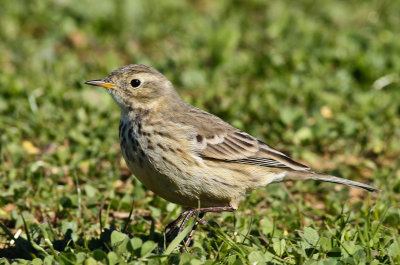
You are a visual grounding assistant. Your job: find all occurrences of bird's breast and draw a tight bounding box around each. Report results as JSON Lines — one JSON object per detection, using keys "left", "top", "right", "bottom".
{"left": 118, "top": 118, "right": 205, "bottom": 202}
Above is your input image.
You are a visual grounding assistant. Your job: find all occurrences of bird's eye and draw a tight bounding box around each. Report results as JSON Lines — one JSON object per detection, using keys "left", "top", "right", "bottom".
{"left": 130, "top": 79, "right": 141, "bottom": 88}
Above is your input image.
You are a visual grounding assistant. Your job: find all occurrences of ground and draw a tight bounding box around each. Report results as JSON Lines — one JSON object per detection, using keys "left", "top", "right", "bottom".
{"left": 0, "top": 0, "right": 399, "bottom": 264}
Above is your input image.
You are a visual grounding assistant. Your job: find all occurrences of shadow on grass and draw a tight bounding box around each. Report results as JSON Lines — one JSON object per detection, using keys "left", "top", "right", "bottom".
{"left": 0, "top": 217, "right": 167, "bottom": 260}
{"left": 0, "top": 215, "right": 225, "bottom": 260}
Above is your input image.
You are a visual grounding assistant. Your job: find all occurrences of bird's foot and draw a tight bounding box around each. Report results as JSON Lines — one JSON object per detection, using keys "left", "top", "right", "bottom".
{"left": 165, "top": 208, "right": 207, "bottom": 240}
{"left": 164, "top": 206, "right": 234, "bottom": 252}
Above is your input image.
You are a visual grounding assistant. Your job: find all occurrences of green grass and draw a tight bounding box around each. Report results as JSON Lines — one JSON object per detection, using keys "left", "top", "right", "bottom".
{"left": 1, "top": 0, "right": 400, "bottom": 264}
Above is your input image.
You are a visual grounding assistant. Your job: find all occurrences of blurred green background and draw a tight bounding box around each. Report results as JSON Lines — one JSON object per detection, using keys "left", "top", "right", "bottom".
{"left": 1, "top": 0, "right": 399, "bottom": 264}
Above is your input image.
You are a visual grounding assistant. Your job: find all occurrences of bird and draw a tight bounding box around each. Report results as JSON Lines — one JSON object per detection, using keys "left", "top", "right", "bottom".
{"left": 85, "top": 64, "right": 378, "bottom": 250}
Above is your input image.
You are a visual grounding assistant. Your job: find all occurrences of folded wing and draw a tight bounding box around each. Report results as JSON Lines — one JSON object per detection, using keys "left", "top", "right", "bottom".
{"left": 197, "top": 130, "right": 310, "bottom": 171}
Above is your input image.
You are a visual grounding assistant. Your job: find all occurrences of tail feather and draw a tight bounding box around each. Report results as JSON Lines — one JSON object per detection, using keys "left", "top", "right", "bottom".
{"left": 281, "top": 170, "right": 379, "bottom": 192}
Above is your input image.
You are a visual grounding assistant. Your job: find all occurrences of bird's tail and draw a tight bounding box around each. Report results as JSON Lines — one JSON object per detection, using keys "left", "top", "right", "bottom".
{"left": 278, "top": 170, "right": 378, "bottom": 192}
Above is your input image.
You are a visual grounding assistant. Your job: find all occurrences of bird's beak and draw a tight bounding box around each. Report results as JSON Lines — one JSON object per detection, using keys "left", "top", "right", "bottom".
{"left": 84, "top": 79, "right": 116, "bottom": 89}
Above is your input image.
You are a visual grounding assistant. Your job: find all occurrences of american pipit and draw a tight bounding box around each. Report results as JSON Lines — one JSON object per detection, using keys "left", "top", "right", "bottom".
{"left": 85, "top": 64, "right": 378, "bottom": 250}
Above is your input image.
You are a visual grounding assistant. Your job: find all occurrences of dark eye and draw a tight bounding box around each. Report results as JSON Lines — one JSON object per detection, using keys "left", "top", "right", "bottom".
{"left": 130, "top": 79, "right": 141, "bottom": 88}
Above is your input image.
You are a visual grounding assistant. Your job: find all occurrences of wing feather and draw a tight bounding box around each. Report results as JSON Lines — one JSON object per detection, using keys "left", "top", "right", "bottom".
{"left": 198, "top": 130, "right": 310, "bottom": 171}
{"left": 173, "top": 103, "right": 310, "bottom": 171}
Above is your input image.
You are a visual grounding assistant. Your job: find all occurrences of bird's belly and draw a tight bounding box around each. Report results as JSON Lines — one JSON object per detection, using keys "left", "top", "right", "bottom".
{"left": 120, "top": 142, "right": 239, "bottom": 208}
{"left": 120, "top": 140, "right": 196, "bottom": 206}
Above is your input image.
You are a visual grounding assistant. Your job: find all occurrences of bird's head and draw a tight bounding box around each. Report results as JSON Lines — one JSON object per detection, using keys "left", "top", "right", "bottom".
{"left": 85, "top": 64, "right": 179, "bottom": 112}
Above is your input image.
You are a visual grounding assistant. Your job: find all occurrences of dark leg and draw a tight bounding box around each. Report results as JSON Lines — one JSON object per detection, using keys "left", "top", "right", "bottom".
{"left": 179, "top": 212, "right": 205, "bottom": 253}
{"left": 165, "top": 210, "right": 191, "bottom": 232}
{"left": 198, "top": 206, "right": 234, "bottom": 214}
{"left": 178, "top": 209, "right": 197, "bottom": 234}
{"left": 165, "top": 208, "right": 196, "bottom": 240}
{"left": 165, "top": 206, "right": 235, "bottom": 252}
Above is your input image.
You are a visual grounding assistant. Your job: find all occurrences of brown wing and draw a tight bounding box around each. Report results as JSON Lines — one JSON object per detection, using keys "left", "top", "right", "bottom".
{"left": 197, "top": 130, "right": 310, "bottom": 171}
{"left": 170, "top": 102, "right": 310, "bottom": 171}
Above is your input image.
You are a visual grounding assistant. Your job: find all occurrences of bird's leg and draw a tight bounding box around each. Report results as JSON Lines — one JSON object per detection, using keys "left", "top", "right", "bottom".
{"left": 178, "top": 209, "right": 197, "bottom": 233}
{"left": 198, "top": 206, "right": 234, "bottom": 215}
{"left": 179, "top": 212, "right": 205, "bottom": 253}
{"left": 165, "top": 207, "right": 209, "bottom": 237}
{"left": 188, "top": 206, "right": 234, "bottom": 237}
{"left": 165, "top": 206, "right": 234, "bottom": 252}
{"left": 165, "top": 209, "right": 190, "bottom": 232}
{"left": 165, "top": 209, "right": 192, "bottom": 240}
{"left": 165, "top": 208, "right": 206, "bottom": 240}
